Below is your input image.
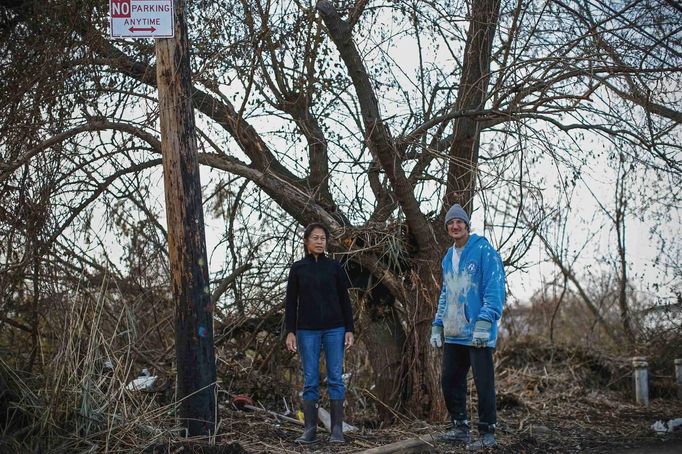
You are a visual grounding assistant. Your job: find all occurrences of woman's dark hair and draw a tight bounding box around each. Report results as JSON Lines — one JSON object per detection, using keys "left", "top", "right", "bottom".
{"left": 303, "top": 222, "right": 330, "bottom": 254}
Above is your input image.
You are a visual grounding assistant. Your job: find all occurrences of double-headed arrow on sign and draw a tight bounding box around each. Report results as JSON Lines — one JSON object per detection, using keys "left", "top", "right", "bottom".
{"left": 129, "top": 26, "right": 157, "bottom": 33}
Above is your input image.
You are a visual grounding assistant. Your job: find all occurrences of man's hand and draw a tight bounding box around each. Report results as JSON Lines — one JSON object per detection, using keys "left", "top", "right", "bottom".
{"left": 286, "top": 332, "right": 297, "bottom": 352}
{"left": 430, "top": 325, "right": 443, "bottom": 348}
{"left": 472, "top": 320, "right": 492, "bottom": 347}
{"left": 345, "top": 332, "right": 354, "bottom": 350}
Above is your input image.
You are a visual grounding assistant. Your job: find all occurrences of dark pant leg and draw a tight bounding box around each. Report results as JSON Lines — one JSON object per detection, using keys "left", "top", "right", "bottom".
{"left": 469, "top": 347, "right": 496, "bottom": 429}
{"left": 442, "top": 343, "right": 471, "bottom": 421}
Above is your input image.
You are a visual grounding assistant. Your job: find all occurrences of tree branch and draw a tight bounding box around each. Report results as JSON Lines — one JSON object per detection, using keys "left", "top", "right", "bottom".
{"left": 76, "top": 18, "right": 302, "bottom": 185}
{"left": 316, "top": 0, "right": 435, "bottom": 255}
{"left": 211, "top": 262, "right": 253, "bottom": 305}
{"left": 444, "top": 0, "right": 501, "bottom": 211}
{"left": 532, "top": 225, "right": 616, "bottom": 340}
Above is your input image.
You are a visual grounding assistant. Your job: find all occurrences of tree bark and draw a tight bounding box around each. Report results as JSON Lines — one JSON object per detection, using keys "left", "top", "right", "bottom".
{"left": 401, "top": 259, "right": 446, "bottom": 420}
{"left": 155, "top": 0, "right": 216, "bottom": 436}
{"left": 356, "top": 283, "right": 406, "bottom": 421}
{"left": 445, "top": 0, "right": 501, "bottom": 211}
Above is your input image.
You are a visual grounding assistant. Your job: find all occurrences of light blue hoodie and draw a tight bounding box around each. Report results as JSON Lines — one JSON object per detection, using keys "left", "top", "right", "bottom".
{"left": 432, "top": 233, "right": 506, "bottom": 347}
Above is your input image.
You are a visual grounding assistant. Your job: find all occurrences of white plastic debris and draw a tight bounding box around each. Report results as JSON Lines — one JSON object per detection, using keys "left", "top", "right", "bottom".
{"left": 317, "top": 406, "right": 358, "bottom": 433}
{"left": 651, "top": 418, "right": 682, "bottom": 434}
{"left": 652, "top": 420, "right": 667, "bottom": 434}
{"left": 125, "top": 368, "right": 157, "bottom": 391}
{"left": 282, "top": 397, "right": 291, "bottom": 416}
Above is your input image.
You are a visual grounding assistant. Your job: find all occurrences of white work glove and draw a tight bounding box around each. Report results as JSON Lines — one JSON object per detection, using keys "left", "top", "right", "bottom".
{"left": 430, "top": 325, "right": 443, "bottom": 348}
{"left": 472, "top": 320, "right": 492, "bottom": 347}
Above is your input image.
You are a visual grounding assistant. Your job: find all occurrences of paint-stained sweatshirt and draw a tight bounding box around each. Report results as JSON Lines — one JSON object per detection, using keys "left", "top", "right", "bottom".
{"left": 433, "top": 234, "right": 506, "bottom": 347}
{"left": 285, "top": 253, "right": 354, "bottom": 334}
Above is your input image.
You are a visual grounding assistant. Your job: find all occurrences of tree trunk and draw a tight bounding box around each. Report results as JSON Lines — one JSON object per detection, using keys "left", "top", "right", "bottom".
{"left": 361, "top": 298, "right": 406, "bottom": 422}
{"left": 445, "top": 0, "right": 501, "bottom": 211}
{"left": 400, "top": 258, "right": 446, "bottom": 420}
{"left": 155, "top": 0, "right": 216, "bottom": 436}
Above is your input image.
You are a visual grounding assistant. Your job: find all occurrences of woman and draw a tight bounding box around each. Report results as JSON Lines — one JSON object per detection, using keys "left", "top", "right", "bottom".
{"left": 285, "top": 222, "right": 354, "bottom": 444}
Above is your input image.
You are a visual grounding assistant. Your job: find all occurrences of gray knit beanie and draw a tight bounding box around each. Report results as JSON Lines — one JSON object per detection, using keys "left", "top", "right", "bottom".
{"left": 444, "top": 204, "right": 470, "bottom": 230}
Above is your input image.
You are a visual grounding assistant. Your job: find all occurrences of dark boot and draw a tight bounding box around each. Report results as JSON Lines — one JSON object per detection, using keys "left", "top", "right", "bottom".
{"left": 329, "top": 399, "right": 345, "bottom": 443}
{"left": 466, "top": 423, "right": 496, "bottom": 451}
{"left": 295, "top": 400, "right": 318, "bottom": 444}
{"left": 439, "top": 419, "right": 471, "bottom": 443}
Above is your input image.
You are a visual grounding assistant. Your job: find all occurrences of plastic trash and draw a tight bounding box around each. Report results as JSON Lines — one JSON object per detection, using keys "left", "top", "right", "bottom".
{"left": 125, "top": 368, "right": 157, "bottom": 391}
{"left": 317, "top": 406, "right": 358, "bottom": 433}
{"left": 651, "top": 418, "right": 682, "bottom": 434}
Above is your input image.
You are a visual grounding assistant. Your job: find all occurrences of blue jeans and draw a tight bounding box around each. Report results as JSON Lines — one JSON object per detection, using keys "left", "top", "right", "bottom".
{"left": 297, "top": 327, "right": 345, "bottom": 401}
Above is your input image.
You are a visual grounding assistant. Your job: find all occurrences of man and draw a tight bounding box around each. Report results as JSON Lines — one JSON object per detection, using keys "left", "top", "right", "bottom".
{"left": 430, "top": 204, "right": 506, "bottom": 450}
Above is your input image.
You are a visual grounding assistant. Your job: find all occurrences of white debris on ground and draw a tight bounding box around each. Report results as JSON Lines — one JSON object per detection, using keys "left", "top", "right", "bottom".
{"left": 125, "top": 368, "right": 157, "bottom": 391}
{"left": 651, "top": 418, "right": 682, "bottom": 434}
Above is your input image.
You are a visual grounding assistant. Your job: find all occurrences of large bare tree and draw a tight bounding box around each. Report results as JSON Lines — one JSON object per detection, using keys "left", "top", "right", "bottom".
{"left": 1, "top": 0, "right": 680, "bottom": 421}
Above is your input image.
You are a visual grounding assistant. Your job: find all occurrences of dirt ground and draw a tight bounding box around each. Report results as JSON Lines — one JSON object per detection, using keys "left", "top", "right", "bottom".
{"left": 217, "top": 399, "right": 682, "bottom": 453}
{"left": 214, "top": 342, "right": 682, "bottom": 453}
{"left": 618, "top": 440, "right": 682, "bottom": 454}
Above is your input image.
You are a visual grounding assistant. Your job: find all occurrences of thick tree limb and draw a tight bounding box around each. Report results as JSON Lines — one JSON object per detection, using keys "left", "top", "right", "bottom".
{"left": 240, "top": 3, "right": 332, "bottom": 202}
{"left": 316, "top": 0, "right": 435, "bottom": 256}
{"left": 279, "top": 92, "right": 332, "bottom": 202}
{"left": 444, "top": 0, "right": 501, "bottom": 211}
{"left": 348, "top": 0, "right": 369, "bottom": 30}
{"left": 600, "top": 79, "right": 682, "bottom": 124}
{"left": 0, "top": 316, "right": 32, "bottom": 333}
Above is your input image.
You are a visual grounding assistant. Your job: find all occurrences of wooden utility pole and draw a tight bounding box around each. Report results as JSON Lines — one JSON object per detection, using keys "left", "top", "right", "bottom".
{"left": 155, "top": 0, "right": 216, "bottom": 436}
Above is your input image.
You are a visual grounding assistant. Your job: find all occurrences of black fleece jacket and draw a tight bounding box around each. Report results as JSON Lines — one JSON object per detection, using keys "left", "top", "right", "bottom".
{"left": 284, "top": 253, "right": 354, "bottom": 334}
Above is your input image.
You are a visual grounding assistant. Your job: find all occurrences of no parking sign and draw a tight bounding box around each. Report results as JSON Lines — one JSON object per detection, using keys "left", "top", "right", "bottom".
{"left": 110, "top": 0, "right": 174, "bottom": 38}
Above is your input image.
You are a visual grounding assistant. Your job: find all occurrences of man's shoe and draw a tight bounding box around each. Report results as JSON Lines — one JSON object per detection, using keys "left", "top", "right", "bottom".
{"left": 439, "top": 419, "right": 471, "bottom": 443}
{"left": 466, "top": 431, "right": 496, "bottom": 450}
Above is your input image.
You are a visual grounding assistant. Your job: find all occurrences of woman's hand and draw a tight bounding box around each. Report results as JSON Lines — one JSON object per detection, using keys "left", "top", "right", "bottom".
{"left": 344, "top": 332, "right": 354, "bottom": 350}
{"left": 286, "top": 332, "right": 297, "bottom": 353}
